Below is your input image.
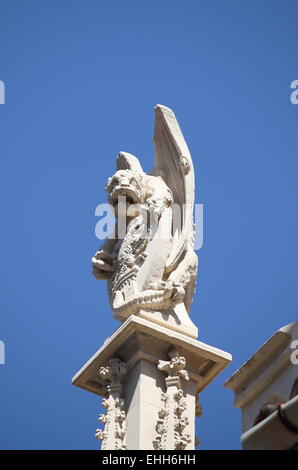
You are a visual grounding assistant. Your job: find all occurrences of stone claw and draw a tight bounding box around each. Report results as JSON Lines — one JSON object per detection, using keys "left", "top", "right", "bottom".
{"left": 92, "top": 249, "right": 114, "bottom": 279}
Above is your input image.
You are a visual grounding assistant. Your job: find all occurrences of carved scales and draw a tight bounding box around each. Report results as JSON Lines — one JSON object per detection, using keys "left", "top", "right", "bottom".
{"left": 95, "top": 358, "right": 127, "bottom": 450}
{"left": 153, "top": 348, "right": 192, "bottom": 450}
{"left": 92, "top": 104, "right": 198, "bottom": 326}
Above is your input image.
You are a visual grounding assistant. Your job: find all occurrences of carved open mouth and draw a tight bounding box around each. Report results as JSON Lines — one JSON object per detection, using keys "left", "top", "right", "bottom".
{"left": 109, "top": 186, "right": 142, "bottom": 207}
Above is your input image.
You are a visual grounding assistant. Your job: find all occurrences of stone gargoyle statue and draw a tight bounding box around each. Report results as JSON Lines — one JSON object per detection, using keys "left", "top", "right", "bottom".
{"left": 92, "top": 105, "right": 198, "bottom": 338}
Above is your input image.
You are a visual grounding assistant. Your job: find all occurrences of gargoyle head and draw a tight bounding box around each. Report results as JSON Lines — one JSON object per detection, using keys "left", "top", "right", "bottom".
{"left": 106, "top": 169, "right": 144, "bottom": 216}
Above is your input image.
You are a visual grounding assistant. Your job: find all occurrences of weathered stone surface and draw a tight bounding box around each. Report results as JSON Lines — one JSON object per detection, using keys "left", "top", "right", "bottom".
{"left": 225, "top": 321, "right": 298, "bottom": 449}
{"left": 72, "top": 315, "right": 232, "bottom": 450}
{"left": 92, "top": 105, "right": 198, "bottom": 338}
{"left": 72, "top": 105, "right": 232, "bottom": 450}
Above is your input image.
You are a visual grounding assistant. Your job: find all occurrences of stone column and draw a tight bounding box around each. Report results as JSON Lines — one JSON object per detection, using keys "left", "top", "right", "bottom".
{"left": 72, "top": 315, "right": 232, "bottom": 450}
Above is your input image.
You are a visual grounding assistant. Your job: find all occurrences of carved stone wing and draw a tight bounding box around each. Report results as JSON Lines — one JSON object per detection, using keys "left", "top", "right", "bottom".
{"left": 151, "top": 105, "right": 195, "bottom": 274}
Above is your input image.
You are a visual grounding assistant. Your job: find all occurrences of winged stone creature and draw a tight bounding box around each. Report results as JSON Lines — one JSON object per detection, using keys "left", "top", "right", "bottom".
{"left": 92, "top": 105, "right": 198, "bottom": 337}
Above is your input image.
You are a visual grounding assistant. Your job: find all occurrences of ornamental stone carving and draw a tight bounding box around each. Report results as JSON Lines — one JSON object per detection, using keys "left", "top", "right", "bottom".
{"left": 153, "top": 348, "right": 191, "bottom": 450}
{"left": 95, "top": 358, "right": 127, "bottom": 450}
{"left": 92, "top": 105, "right": 198, "bottom": 326}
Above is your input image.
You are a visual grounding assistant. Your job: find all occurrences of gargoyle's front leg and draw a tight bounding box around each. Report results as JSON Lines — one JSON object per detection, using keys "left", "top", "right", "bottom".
{"left": 92, "top": 238, "right": 117, "bottom": 280}
{"left": 92, "top": 250, "right": 114, "bottom": 280}
{"left": 148, "top": 280, "right": 185, "bottom": 304}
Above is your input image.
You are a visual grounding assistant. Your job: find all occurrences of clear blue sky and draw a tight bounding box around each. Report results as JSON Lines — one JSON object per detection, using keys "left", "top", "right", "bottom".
{"left": 0, "top": 0, "right": 297, "bottom": 450}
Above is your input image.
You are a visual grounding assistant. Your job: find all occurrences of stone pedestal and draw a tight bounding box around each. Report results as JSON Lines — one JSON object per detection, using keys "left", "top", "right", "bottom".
{"left": 72, "top": 315, "right": 231, "bottom": 450}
